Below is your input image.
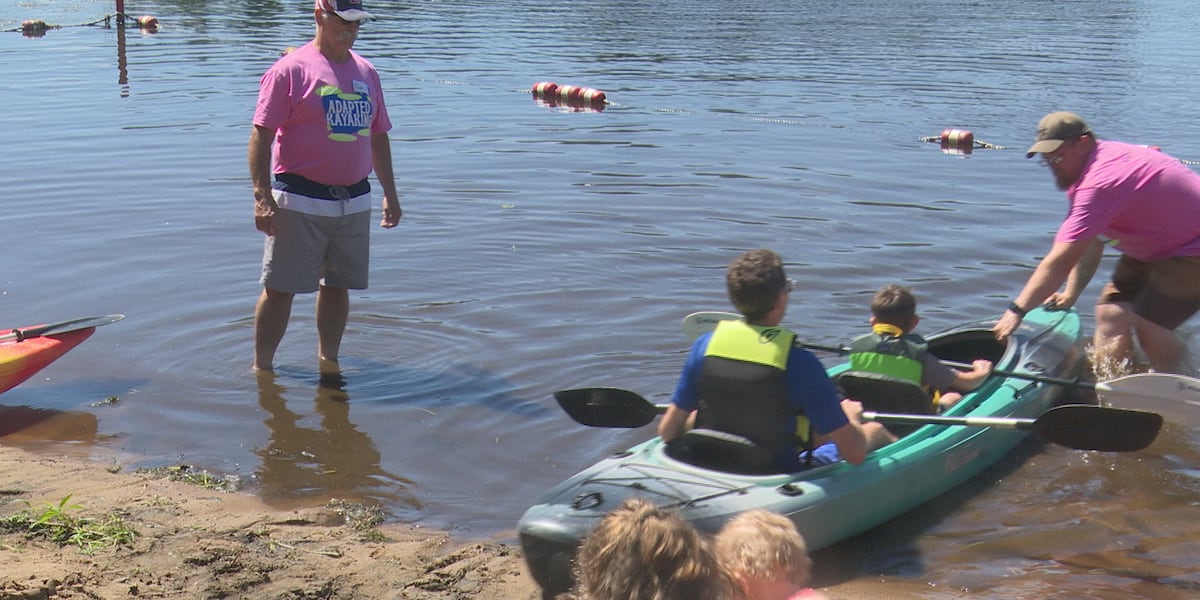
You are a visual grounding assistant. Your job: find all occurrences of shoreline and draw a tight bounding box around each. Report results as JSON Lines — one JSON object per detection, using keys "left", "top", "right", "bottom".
{"left": 0, "top": 445, "right": 541, "bottom": 599}
{"left": 0, "top": 443, "right": 935, "bottom": 599}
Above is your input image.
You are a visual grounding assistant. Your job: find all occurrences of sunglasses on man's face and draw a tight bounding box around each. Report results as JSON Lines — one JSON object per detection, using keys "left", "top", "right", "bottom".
{"left": 1040, "top": 137, "right": 1081, "bottom": 167}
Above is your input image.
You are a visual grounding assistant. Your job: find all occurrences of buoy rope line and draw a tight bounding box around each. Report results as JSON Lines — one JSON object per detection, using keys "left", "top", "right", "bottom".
{"left": 6, "top": 12, "right": 157, "bottom": 34}
{"left": 921, "top": 132, "right": 1200, "bottom": 164}
{"left": 9, "top": 18, "right": 1200, "bottom": 167}
{"left": 918, "top": 135, "right": 1006, "bottom": 150}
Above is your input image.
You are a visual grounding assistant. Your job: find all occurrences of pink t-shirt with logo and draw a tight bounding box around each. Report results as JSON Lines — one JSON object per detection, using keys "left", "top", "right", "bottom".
{"left": 253, "top": 42, "right": 392, "bottom": 186}
{"left": 1055, "top": 140, "right": 1200, "bottom": 261}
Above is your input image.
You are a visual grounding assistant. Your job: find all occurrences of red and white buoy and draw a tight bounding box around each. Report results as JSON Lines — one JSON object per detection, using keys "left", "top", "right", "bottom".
{"left": 940, "top": 128, "right": 974, "bottom": 148}
{"left": 939, "top": 128, "right": 974, "bottom": 155}
{"left": 20, "top": 19, "right": 49, "bottom": 35}
{"left": 531, "top": 81, "right": 559, "bottom": 97}
{"left": 555, "top": 84, "right": 606, "bottom": 105}
{"left": 532, "top": 81, "right": 607, "bottom": 112}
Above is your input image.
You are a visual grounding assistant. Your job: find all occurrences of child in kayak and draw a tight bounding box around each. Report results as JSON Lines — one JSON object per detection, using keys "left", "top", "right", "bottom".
{"left": 848, "top": 284, "right": 993, "bottom": 411}
{"left": 714, "top": 509, "right": 829, "bottom": 600}
{"left": 659, "top": 249, "right": 895, "bottom": 471}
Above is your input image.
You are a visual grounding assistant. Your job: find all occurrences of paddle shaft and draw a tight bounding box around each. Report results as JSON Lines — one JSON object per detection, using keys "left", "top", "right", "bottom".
{"left": 776, "top": 341, "right": 1090, "bottom": 391}
{"left": 864, "top": 411, "right": 1035, "bottom": 431}
{"left": 0, "top": 315, "right": 125, "bottom": 343}
{"left": 801, "top": 335, "right": 1196, "bottom": 422}
{"left": 683, "top": 310, "right": 1194, "bottom": 432}
{"left": 554, "top": 387, "right": 1161, "bottom": 451}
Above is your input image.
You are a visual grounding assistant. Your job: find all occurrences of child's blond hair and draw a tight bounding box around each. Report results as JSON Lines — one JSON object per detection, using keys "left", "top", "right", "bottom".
{"left": 713, "top": 509, "right": 811, "bottom": 587}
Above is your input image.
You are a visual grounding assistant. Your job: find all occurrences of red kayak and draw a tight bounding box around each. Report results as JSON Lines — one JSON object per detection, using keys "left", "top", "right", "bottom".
{"left": 0, "top": 315, "right": 124, "bottom": 395}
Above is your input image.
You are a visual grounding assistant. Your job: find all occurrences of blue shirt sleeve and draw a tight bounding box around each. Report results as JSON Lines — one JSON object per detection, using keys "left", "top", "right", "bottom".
{"left": 785, "top": 347, "right": 849, "bottom": 435}
{"left": 671, "top": 332, "right": 711, "bottom": 411}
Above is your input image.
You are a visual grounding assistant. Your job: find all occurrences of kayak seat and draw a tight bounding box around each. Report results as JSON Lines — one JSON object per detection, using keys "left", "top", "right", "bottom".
{"left": 664, "top": 428, "right": 783, "bottom": 475}
{"left": 836, "top": 371, "right": 934, "bottom": 437}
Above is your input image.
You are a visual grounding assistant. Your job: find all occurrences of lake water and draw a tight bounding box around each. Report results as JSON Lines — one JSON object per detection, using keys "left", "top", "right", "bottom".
{"left": 2, "top": 0, "right": 1199, "bottom": 597}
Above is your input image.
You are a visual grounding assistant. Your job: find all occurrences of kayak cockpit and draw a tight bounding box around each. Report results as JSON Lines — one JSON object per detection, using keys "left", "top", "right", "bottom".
{"left": 662, "top": 428, "right": 784, "bottom": 475}
{"left": 926, "top": 328, "right": 1008, "bottom": 366}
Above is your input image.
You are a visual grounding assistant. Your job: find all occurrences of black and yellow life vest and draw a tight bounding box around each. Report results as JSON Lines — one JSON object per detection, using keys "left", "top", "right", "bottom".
{"left": 847, "top": 323, "right": 944, "bottom": 411}
{"left": 695, "top": 320, "right": 812, "bottom": 463}
{"left": 847, "top": 323, "right": 928, "bottom": 384}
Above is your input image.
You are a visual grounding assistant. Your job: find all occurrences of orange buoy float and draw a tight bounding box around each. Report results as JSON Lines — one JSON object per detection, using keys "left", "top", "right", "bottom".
{"left": 556, "top": 84, "right": 606, "bottom": 105}
{"left": 531, "top": 81, "right": 559, "bottom": 97}
{"left": 939, "top": 128, "right": 974, "bottom": 155}
{"left": 532, "top": 81, "right": 607, "bottom": 112}
{"left": 554, "top": 84, "right": 579, "bottom": 100}
{"left": 940, "top": 128, "right": 974, "bottom": 148}
{"left": 20, "top": 19, "right": 50, "bottom": 35}
{"left": 137, "top": 15, "right": 159, "bottom": 31}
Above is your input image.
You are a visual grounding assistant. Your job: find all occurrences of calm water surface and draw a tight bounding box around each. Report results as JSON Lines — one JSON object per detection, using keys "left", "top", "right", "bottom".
{"left": 2, "top": 0, "right": 1198, "bottom": 597}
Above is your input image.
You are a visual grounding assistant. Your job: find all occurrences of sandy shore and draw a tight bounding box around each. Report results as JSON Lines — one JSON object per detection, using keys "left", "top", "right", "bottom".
{"left": 0, "top": 445, "right": 543, "bottom": 599}
{"left": 0, "top": 444, "right": 935, "bottom": 600}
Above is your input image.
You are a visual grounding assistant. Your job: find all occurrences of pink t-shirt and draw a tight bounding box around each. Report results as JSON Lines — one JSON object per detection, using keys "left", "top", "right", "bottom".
{"left": 253, "top": 42, "right": 392, "bottom": 186}
{"left": 1055, "top": 140, "right": 1200, "bottom": 261}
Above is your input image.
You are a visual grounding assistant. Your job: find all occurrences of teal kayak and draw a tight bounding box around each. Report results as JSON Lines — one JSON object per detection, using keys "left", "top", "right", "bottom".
{"left": 518, "top": 307, "right": 1083, "bottom": 597}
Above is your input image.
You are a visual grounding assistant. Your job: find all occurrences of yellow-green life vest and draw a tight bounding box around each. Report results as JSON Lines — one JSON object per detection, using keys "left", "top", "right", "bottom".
{"left": 698, "top": 320, "right": 813, "bottom": 452}
{"left": 848, "top": 323, "right": 927, "bottom": 385}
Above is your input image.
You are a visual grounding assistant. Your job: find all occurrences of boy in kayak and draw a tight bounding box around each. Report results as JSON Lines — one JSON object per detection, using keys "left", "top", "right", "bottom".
{"left": 848, "top": 284, "right": 993, "bottom": 411}
{"left": 714, "top": 509, "right": 829, "bottom": 600}
{"left": 658, "top": 249, "right": 894, "bottom": 470}
{"left": 573, "top": 497, "right": 730, "bottom": 600}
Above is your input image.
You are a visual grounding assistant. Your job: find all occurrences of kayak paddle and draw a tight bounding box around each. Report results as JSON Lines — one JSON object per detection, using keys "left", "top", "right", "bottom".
{"left": 681, "top": 310, "right": 1200, "bottom": 427}
{"left": 553, "top": 387, "right": 1162, "bottom": 452}
{"left": 0, "top": 315, "right": 125, "bottom": 343}
{"left": 861, "top": 405, "right": 1162, "bottom": 452}
{"left": 1093, "top": 373, "right": 1200, "bottom": 428}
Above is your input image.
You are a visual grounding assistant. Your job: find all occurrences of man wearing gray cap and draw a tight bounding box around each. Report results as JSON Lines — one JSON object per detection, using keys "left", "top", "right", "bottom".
{"left": 993, "top": 111, "right": 1200, "bottom": 374}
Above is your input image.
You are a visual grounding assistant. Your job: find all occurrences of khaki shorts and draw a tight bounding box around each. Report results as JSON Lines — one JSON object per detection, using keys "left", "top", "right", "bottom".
{"left": 1099, "top": 254, "right": 1200, "bottom": 329}
{"left": 260, "top": 206, "right": 371, "bottom": 294}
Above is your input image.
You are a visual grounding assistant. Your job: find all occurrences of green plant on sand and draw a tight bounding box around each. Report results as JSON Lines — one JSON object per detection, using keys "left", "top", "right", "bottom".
{"left": 0, "top": 494, "right": 137, "bottom": 553}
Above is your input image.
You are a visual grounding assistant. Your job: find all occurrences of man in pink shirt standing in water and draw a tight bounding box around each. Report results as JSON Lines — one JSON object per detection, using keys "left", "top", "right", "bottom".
{"left": 994, "top": 111, "right": 1200, "bottom": 374}
{"left": 249, "top": 0, "right": 402, "bottom": 372}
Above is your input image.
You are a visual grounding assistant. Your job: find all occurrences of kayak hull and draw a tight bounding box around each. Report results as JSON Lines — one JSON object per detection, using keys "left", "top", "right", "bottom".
{"left": 0, "top": 328, "right": 96, "bottom": 395}
{"left": 518, "top": 307, "right": 1082, "bottom": 596}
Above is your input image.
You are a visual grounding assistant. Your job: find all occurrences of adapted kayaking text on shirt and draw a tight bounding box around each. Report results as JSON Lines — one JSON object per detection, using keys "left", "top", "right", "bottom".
{"left": 321, "top": 80, "right": 372, "bottom": 142}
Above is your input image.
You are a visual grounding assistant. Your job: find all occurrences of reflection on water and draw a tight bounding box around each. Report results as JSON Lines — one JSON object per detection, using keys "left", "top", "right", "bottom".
{"left": 115, "top": 20, "right": 128, "bottom": 95}
{"left": 253, "top": 370, "right": 418, "bottom": 512}
{"left": 0, "top": 405, "right": 98, "bottom": 444}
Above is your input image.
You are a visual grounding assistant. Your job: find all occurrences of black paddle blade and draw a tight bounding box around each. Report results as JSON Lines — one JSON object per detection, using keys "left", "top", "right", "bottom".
{"left": 1035, "top": 404, "right": 1163, "bottom": 452}
{"left": 553, "top": 388, "right": 663, "bottom": 428}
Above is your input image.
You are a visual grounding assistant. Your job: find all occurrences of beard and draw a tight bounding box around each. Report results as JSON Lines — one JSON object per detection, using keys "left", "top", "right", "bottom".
{"left": 1053, "top": 168, "right": 1077, "bottom": 190}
